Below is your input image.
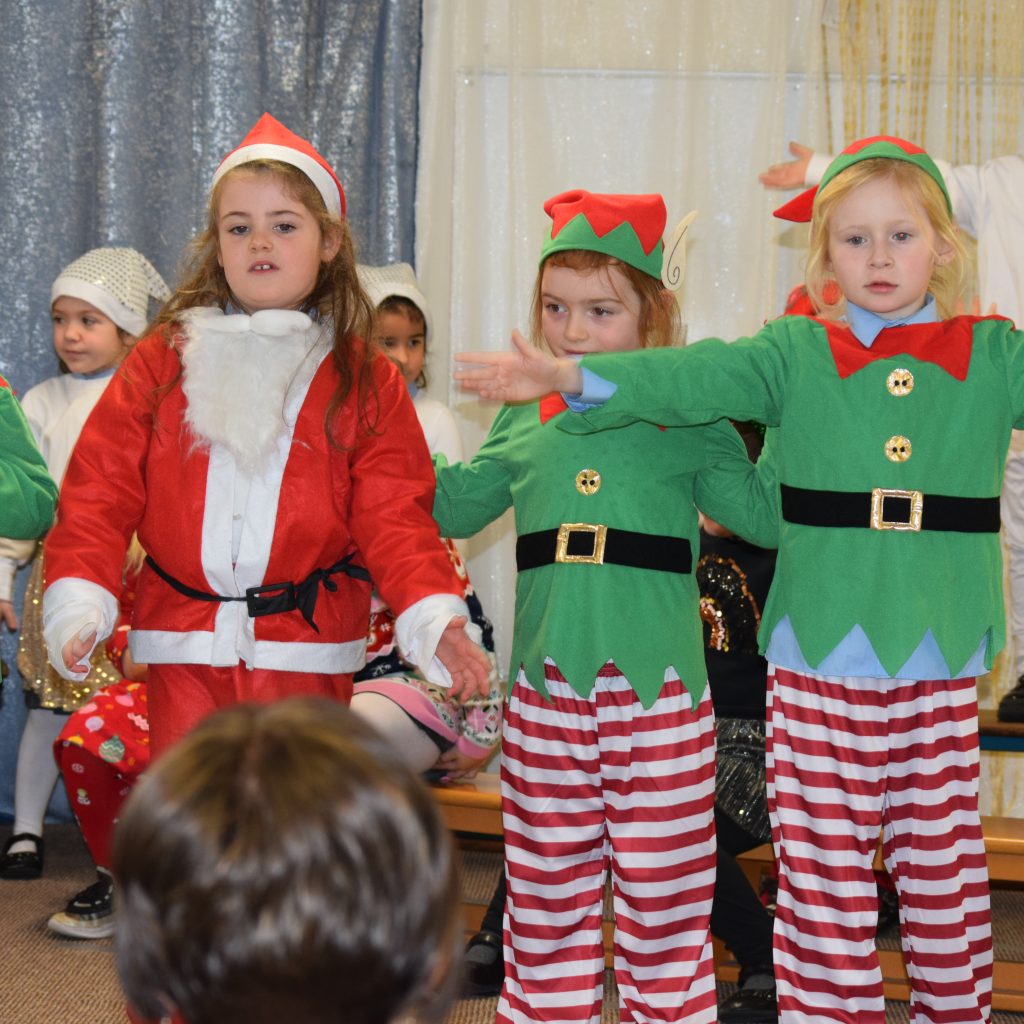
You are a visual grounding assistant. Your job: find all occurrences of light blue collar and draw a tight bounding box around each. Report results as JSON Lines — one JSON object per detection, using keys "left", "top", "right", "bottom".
{"left": 71, "top": 366, "right": 117, "bottom": 381}
{"left": 843, "top": 294, "right": 938, "bottom": 347}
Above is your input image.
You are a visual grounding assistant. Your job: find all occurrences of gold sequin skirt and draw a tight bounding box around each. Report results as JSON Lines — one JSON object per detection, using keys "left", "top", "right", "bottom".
{"left": 17, "top": 551, "right": 122, "bottom": 712}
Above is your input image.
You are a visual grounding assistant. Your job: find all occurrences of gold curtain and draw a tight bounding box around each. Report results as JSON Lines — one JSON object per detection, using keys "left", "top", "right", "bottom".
{"left": 825, "top": 0, "right": 1023, "bottom": 161}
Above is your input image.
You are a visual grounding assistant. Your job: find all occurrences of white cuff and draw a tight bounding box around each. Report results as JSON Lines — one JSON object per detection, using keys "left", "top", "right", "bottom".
{"left": 805, "top": 150, "right": 833, "bottom": 187}
{"left": 0, "top": 556, "right": 19, "bottom": 603}
{"left": 394, "top": 593, "right": 481, "bottom": 688}
{"left": 42, "top": 577, "right": 118, "bottom": 682}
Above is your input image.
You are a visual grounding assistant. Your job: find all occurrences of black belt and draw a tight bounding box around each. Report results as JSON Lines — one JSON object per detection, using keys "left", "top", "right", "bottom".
{"left": 145, "top": 554, "right": 371, "bottom": 634}
{"left": 516, "top": 524, "right": 692, "bottom": 574}
{"left": 780, "top": 484, "right": 1000, "bottom": 533}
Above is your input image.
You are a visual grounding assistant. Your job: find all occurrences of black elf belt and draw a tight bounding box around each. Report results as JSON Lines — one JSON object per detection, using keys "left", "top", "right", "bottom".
{"left": 780, "top": 484, "right": 1000, "bottom": 533}
{"left": 516, "top": 524, "right": 692, "bottom": 573}
{"left": 144, "top": 555, "right": 371, "bottom": 633}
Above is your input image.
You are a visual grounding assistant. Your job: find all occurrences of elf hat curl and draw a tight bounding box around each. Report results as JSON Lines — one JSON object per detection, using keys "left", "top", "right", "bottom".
{"left": 358, "top": 263, "right": 433, "bottom": 341}
{"left": 213, "top": 113, "right": 346, "bottom": 218}
{"left": 51, "top": 247, "right": 171, "bottom": 336}
{"left": 773, "top": 135, "right": 952, "bottom": 223}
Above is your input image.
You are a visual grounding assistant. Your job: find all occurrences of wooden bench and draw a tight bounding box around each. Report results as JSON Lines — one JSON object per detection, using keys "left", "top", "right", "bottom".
{"left": 432, "top": 774, "right": 1024, "bottom": 1010}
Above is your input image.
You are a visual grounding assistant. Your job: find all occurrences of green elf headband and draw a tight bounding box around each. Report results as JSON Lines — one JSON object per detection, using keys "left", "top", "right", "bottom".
{"left": 539, "top": 189, "right": 697, "bottom": 291}
{"left": 773, "top": 135, "right": 952, "bottom": 223}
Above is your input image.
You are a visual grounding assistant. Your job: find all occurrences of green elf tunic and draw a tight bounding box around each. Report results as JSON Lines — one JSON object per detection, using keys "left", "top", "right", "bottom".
{"left": 564, "top": 314, "right": 1024, "bottom": 677}
{"left": 0, "top": 376, "right": 57, "bottom": 540}
{"left": 433, "top": 396, "right": 776, "bottom": 709}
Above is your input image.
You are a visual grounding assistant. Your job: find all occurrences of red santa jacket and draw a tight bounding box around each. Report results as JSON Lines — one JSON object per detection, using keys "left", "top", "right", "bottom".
{"left": 44, "top": 323, "right": 461, "bottom": 674}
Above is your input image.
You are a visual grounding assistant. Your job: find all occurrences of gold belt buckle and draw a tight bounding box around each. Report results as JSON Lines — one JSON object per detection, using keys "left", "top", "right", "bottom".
{"left": 555, "top": 523, "right": 608, "bottom": 564}
{"left": 870, "top": 488, "right": 923, "bottom": 531}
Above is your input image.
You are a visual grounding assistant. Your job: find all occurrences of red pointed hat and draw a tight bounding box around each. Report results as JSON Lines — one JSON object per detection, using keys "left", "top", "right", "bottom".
{"left": 213, "top": 113, "right": 346, "bottom": 218}
{"left": 539, "top": 190, "right": 666, "bottom": 278}
{"left": 773, "top": 135, "right": 951, "bottom": 223}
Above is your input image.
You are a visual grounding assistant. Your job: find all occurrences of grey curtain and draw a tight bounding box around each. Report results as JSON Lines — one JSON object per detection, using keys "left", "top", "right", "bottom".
{"left": 0, "top": 0, "right": 422, "bottom": 819}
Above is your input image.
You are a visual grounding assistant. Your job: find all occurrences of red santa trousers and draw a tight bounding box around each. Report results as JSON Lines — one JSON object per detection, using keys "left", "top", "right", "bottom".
{"left": 146, "top": 662, "right": 350, "bottom": 757}
{"left": 497, "top": 661, "right": 717, "bottom": 1024}
{"left": 766, "top": 665, "right": 992, "bottom": 1024}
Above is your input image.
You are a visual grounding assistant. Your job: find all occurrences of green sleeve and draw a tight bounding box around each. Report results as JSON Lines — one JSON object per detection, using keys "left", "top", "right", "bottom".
{"left": 693, "top": 421, "right": 779, "bottom": 549}
{"left": 0, "top": 384, "right": 57, "bottom": 539}
{"left": 563, "top": 327, "right": 789, "bottom": 434}
{"left": 433, "top": 405, "right": 516, "bottom": 538}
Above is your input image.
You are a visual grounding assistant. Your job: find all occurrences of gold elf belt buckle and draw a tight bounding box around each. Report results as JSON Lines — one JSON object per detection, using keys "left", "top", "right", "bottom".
{"left": 870, "top": 488, "right": 923, "bottom": 532}
{"left": 555, "top": 523, "right": 608, "bottom": 564}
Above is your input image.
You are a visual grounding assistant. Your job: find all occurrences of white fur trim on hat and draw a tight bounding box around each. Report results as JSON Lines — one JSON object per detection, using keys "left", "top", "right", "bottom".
{"left": 51, "top": 247, "right": 171, "bottom": 336}
{"left": 357, "top": 263, "right": 433, "bottom": 340}
{"left": 214, "top": 143, "right": 343, "bottom": 218}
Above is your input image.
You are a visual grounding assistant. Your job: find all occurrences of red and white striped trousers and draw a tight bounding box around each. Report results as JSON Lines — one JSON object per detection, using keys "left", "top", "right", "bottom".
{"left": 497, "top": 661, "right": 718, "bottom": 1024}
{"left": 766, "top": 666, "right": 992, "bottom": 1024}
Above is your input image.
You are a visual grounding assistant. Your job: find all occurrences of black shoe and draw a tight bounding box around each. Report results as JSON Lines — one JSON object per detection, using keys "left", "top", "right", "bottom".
{"left": 998, "top": 675, "right": 1024, "bottom": 722}
{"left": 48, "top": 872, "right": 115, "bottom": 939}
{"left": 719, "top": 977, "right": 778, "bottom": 1024}
{"left": 463, "top": 929, "right": 503, "bottom": 998}
{"left": 876, "top": 883, "right": 900, "bottom": 935}
{"left": 0, "top": 832, "right": 44, "bottom": 880}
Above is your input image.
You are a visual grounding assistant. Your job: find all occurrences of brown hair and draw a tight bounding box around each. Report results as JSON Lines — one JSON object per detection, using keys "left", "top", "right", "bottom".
{"left": 151, "top": 160, "right": 378, "bottom": 439}
{"left": 112, "top": 698, "right": 461, "bottom": 1024}
{"left": 805, "top": 158, "right": 966, "bottom": 320}
{"left": 374, "top": 295, "right": 428, "bottom": 388}
{"left": 529, "top": 250, "right": 678, "bottom": 350}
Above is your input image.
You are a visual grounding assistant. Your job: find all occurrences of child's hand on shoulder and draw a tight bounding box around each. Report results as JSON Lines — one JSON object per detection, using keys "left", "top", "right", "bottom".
{"left": 455, "top": 329, "right": 582, "bottom": 403}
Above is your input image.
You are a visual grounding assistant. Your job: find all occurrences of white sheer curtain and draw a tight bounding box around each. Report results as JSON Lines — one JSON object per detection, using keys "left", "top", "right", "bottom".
{"left": 416, "top": 0, "right": 828, "bottom": 671}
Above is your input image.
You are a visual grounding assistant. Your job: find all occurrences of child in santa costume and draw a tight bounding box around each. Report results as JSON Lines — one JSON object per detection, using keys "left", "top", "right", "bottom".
{"left": 41, "top": 114, "right": 490, "bottom": 758}
{"left": 0, "top": 381, "right": 55, "bottom": 540}
{"left": 434, "top": 190, "right": 776, "bottom": 1024}
{"left": 0, "top": 248, "right": 168, "bottom": 883}
{"left": 458, "top": 137, "right": 1015, "bottom": 1024}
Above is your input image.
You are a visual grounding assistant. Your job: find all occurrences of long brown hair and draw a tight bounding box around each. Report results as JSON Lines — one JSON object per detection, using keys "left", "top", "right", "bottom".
{"left": 151, "top": 160, "right": 378, "bottom": 439}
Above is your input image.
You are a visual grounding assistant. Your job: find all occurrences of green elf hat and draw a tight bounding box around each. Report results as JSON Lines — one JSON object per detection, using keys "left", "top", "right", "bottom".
{"left": 539, "top": 190, "right": 666, "bottom": 279}
{"left": 773, "top": 135, "right": 952, "bottom": 223}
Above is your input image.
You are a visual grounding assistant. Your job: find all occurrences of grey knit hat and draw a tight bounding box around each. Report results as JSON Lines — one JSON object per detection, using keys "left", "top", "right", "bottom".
{"left": 357, "top": 263, "right": 432, "bottom": 340}
{"left": 51, "top": 247, "right": 170, "bottom": 336}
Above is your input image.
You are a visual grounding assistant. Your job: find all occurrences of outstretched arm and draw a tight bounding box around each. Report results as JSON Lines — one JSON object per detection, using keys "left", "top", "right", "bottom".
{"left": 455, "top": 329, "right": 583, "bottom": 403}
{"left": 758, "top": 141, "right": 815, "bottom": 190}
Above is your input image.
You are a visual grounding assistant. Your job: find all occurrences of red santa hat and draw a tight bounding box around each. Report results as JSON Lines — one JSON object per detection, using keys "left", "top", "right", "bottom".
{"left": 212, "top": 113, "right": 346, "bottom": 218}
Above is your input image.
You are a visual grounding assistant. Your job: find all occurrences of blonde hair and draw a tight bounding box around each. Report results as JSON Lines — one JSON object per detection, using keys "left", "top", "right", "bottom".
{"left": 805, "top": 158, "right": 966, "bottom": 320}
{"left": 530, "top": 250, "right": 679, "bottom": 351}
{"left": 152, "top": 160, "right": 378, "bottom": 439}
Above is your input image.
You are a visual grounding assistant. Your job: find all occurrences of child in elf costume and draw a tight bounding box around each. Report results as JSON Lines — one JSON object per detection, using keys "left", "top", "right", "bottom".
{"left": 40, "top": 114, "right": 490, "bottom": 758}
{"left": 434, "top": 190, "right": 776, "bottom": 1024}
{"left": 0, "top": 381, "right": 55, "bottom": 539}
{"left": 457, "top": 136, "right": 1014, "bottom": 1024}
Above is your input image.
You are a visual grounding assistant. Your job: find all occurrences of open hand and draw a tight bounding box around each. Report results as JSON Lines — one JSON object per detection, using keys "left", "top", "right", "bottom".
{"left": 436, "top": 616, "right": 492, "bottom": 702}
{"left": 61, "top": 628, "right": 96, "bottom": 676}
{"left": 758, "top": 141, "right": 814, "bottom": 190}
{"left": 455, "top": 329, "right": 582, "bottom": 403}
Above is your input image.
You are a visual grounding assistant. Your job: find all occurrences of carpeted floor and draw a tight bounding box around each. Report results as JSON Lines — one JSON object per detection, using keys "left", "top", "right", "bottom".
{"left": 4, "top": 825, "right": 1024, "bottom": 1023}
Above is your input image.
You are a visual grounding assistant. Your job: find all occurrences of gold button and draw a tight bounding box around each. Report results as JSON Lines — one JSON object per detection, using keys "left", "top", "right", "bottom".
{"left": 885, "top": 435, "right": 912, "bottom": 462}
{"left": 886, "top": 368, "right": 914, "bottom": 396}
{"left": 575, "top": 468, "right": 601, "bottom": 495}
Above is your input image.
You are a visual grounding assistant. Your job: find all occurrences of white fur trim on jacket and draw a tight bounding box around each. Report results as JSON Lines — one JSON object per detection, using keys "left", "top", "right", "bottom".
{"left": 396, "top": 593, "right": 479, "bottom": 688}
{"left": 43, "top": 576, "right": 119, "bottom": 682}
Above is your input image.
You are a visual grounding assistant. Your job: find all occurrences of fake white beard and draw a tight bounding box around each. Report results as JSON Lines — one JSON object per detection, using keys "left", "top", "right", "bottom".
{"left": 180, "top": 307, "right": 326, "bottom": 473}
